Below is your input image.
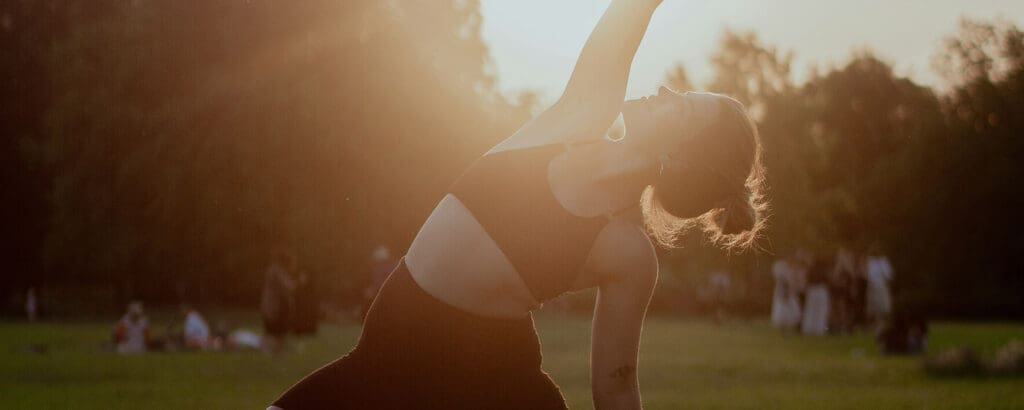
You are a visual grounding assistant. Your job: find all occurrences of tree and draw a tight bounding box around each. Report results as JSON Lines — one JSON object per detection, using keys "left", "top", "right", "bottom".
{"left": 38, "top": 0, "right": 531, "bottom": 309}
{"left": 663, "top": 64, "right": 694, "bottom": 92}
{"left": 918, "top": 19, "right": 1024, "bottom": 317}
{"left": 0, "top": 1, "right": 109, "bottom": 302}
{"left": 706, "top": 30, "right": 795, "bottom": 119}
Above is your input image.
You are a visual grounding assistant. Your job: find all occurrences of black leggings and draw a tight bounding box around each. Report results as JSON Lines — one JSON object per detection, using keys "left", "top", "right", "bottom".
{"left": 272, "top": 259, "right": 567, "bottom": 409}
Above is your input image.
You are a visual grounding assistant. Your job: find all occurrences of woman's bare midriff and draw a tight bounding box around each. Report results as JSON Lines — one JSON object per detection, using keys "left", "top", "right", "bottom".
{"left": 404, "top": 194, "right": 541, "bottom": 319}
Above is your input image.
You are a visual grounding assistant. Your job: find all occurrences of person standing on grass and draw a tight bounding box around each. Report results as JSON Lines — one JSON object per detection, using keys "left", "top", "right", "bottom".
{"left": 270, "top": 0, "right": 767, "bottom": 408}
{"left": 25, "top": 286, "right": 38, "bottom": 323}
{"left": 771, "top": 253, "right": 804, "bottom": 331}
{"left": 864, "top": 244, "right": 894, "bottom": 326}
{"left": 707, "top": 269, "right": 732, "bottom": 324}
{"left": 828, "top": 245, "right": 858, "bottom": 334}
{"left": 291, "top": 268, "right": 318, "bottom": 336}
{"left": 361, "top": 245, "right": 399, "bottom": 321}
{"left": 261, "top": 248, "right": 298, "bottom": 352}
{"left": 801, "top": 255, "right": 831, "bottom": 336}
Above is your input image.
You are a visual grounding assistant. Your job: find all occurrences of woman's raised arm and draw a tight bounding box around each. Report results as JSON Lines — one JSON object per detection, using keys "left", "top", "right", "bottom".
{"left": 489, "top": 0, "right": 662, "bottom": 152}
{"left": 556, "top": 0, "right": 661, "bottom": 127}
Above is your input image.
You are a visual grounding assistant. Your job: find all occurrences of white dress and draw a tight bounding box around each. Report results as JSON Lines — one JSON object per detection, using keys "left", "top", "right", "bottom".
{"left": 865, "top": 256, "right": 893, "bottom": 320}
{"left": 801, "top": 284, "right": 830, "bottom": 335}
{"left": 771, "top": 260, "right": 802, "bottom": 328}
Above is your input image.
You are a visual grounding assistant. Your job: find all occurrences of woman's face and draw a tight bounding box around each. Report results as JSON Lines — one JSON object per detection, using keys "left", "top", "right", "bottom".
{"left": 622, "top": 86, "right": 685, "bottom": 147}
{"left": 621, "top": 87, "right": 722, "bottom": 155}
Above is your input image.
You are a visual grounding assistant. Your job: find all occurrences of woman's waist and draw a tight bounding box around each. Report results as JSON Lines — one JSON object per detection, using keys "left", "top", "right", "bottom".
{"left": 370, "top": 259, "right": 539, "bottom": 335}
{"left": 405, "top": 194, "right": 541, "bottom": 318}
{"left": 405, "top": 250, "right": 539, "bottom": 319}
{"left": 357, "top": 260, "right": 544, "bottom": 371}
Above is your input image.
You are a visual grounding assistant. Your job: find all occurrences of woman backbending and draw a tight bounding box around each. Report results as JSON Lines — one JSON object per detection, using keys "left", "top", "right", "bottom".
{"left": 270, "top": 0, "right": 766, "bottom": 408}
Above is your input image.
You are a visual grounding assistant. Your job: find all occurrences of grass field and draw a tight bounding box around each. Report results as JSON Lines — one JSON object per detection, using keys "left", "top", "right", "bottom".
{"left": 2, "top": 315, "right": 1023, "bottom": 409}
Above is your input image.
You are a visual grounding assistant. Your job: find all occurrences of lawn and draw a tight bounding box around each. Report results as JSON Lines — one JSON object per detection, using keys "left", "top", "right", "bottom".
{"left": 2, "top": 315, "right": 1023, "bottom": 409}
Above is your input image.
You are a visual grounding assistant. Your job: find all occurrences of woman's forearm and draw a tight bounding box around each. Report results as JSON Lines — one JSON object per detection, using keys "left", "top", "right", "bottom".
{"left": 593, "top": 377, "right": 642, "bottom": 410}
{"left": 559, "top": 0, "right": 661, "bottom": 114}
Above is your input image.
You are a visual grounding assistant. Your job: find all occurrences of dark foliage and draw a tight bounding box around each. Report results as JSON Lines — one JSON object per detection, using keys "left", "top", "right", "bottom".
{"left": 1, "top": 2, "right": 1021, "bottom": 318}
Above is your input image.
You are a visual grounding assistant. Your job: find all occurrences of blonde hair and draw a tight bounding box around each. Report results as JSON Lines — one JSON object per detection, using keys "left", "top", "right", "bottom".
{"left": 641, "top": 97, "right": 769, "bottom": 251}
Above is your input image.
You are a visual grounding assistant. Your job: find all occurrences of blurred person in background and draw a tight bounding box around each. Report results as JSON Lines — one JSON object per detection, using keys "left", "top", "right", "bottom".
{"left": 182, "top": 303, "right": 217, "bottom": 350}
{"left": 877, "top": 310, "right": 928, "bottom": 355}
{"left": 828, "top": 245, "right": 859, "bottom": 334}
{"left": 361, "top": 245, "right": 399, "bottom": 320}
{"left": 706, "top": 269, "right": 732, "bottom": 324}
{"left": 771, "top": 253, "right": 804, "bottom": 331}
{"left": 851, "top": 246, "right": 870, "bottom": 328}
{"left": 291, "top": 268, "right": 318, "bottom": 336}
{"left": 24, "top": 286, "right": 38, "bottom": 323}
{"left": 262, "top": 248, "right": 298, "bottom": 353}
{"left": 864, "top": 243, "right": 894, "bottom": 328}
{"left": 113, "top": 301, "right": 150, "bottom": 354}
{"left": 270, "top": 1, "right": 767, "bottom": 409}
{"left": 801, "top": 254, "right": 831, "bottom": 336}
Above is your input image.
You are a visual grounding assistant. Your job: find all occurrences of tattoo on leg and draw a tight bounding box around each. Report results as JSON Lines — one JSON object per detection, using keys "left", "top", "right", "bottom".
{"left": 609, "top": 365, "right": 635, "bottom": 379}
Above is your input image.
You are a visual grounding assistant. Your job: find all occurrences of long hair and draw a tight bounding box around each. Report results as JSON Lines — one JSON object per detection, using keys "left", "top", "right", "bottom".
{"left": 641, "top": 97, "right": 768, "bottom": 251}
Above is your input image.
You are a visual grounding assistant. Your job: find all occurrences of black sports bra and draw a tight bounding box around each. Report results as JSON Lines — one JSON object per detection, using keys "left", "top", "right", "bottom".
{"left": 448, "top": 144, "right": 608, "bottom": 302}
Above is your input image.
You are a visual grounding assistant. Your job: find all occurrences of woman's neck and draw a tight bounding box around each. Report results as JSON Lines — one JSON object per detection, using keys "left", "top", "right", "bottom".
{"left": 552, "top": 139, "right": 654, "bottom": 218}
{"left": 585, "top": 140, "right": 657, "bottom": 213}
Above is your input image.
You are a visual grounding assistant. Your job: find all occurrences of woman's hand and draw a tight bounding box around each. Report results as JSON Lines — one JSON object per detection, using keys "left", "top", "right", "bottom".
{"left": 492, "top": 0, "right": 666, "bottom": 151}
{"left": 625, "top": 0, "right": 663, "bottom": 8}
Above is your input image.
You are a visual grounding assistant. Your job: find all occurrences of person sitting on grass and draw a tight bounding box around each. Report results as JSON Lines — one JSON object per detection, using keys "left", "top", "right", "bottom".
{"left": 270, "top": 0, "right": 767, "bottom": 408}
{"left": 113, "top": 301, "right": 150, "bottom": 354}
{"left": 182, "top": 304, "right": 222, "bottom": 350}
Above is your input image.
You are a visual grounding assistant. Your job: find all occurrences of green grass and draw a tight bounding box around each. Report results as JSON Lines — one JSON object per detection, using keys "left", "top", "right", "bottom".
{"left": 2, "top": 316, "right": 1023, "bottom": 409}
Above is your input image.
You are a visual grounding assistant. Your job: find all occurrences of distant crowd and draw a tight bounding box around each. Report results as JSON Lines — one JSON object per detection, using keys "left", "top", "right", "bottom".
{"left": 771, "top": 245, "right": 927, "bottom": 354}
{"left": 21, "top": 242, "right": 929, "bottom": 356}
{"left": 110, "top": 301, "right": 262, "bottom": 354}
{"left": 14, "top": 245, "right": 401, "bottom": 355}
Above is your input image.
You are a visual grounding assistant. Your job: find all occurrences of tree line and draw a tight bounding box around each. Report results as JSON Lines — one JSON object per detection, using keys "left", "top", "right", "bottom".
{"left": 664, "top": 22, "right": 1024, "bottom": 319}
{"left": 1, "top": 1, "right": 1021, "bottom": 318}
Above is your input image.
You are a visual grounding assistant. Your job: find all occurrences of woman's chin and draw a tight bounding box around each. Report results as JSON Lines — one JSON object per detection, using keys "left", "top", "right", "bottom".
{"left": 620, "top": 109, "right": 646, "bottom": 136}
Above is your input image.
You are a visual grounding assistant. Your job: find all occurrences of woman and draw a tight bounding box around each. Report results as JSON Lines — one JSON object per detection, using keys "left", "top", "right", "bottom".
{"left": 270, "top": 0, "right": 766, "bottom": 408}
{"left": 801, "top": 255, "right": 831, "bottom": 336}
{"left": 864, "top": 246, "right": 893, "bottom": 325}
{"left": 771, "top": 253, "right": 804, "bottom": 331}
{"left": 828, "top": 246, "right": 859, "bottom": 334}
{"left": 261, "top": 249, "right": 298, "bottom": 352}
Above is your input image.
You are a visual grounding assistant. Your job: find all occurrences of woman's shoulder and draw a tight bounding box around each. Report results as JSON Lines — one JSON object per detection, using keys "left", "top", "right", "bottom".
{"left": 584, "top": 213, "right": 657, "bottom": 285}
{"left": 487, "top": 102, "right": 617, "bottom": 156}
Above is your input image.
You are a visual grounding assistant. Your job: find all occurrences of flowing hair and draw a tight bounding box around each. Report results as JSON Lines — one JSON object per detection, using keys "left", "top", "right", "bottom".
{"left": 641, "top": 97, "right": 769, "bottom": 251}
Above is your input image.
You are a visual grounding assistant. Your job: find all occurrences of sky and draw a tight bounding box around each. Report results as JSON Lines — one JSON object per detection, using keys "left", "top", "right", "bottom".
{"left": 479, "top": 0, "right": 1024, "bottom": 103}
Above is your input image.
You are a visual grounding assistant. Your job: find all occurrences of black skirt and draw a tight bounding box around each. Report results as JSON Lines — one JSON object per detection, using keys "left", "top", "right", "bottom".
{"left": 271, "top": 259, "right": 568, "bottom": 410}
